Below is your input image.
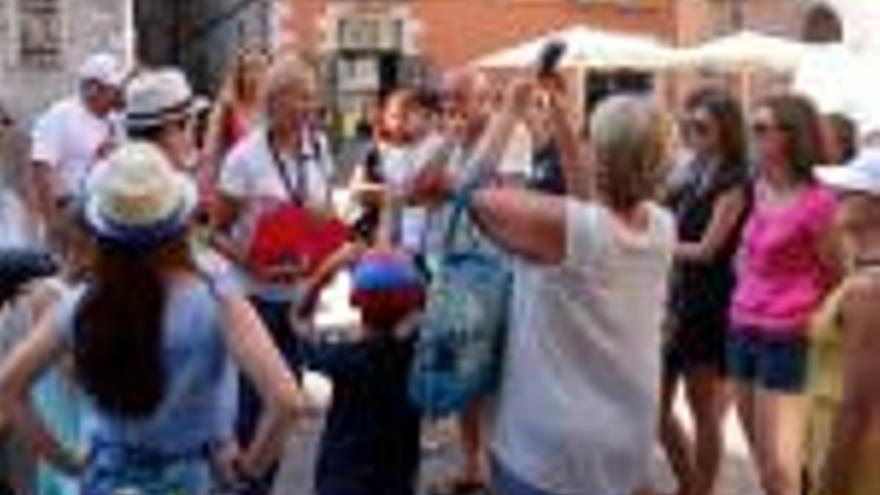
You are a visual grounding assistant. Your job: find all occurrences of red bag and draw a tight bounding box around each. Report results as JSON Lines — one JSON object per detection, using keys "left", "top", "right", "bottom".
{"left": 246, "top": 203, "right": 350, "bottom": 275}
{"left": 248, "top": 132, "right": 348, "bottom": 275}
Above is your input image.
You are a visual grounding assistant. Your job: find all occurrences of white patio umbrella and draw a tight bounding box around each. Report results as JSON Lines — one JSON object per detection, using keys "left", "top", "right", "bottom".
{"left": 795, "top": 43, "right": 880, "bottom": 138}
{"left": 472, "top": 25, "right": 674, "bottom": 70}
{"left": 675, "top": 30, "right": 808, "bottom": 72}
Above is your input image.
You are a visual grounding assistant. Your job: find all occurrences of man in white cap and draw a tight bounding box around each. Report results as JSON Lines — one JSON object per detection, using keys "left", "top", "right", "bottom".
{"left": 123, "top": 67, "right": 208, "bottom": 171}
{"left": 31, "top": 53, "right": 125, "bottom": 222}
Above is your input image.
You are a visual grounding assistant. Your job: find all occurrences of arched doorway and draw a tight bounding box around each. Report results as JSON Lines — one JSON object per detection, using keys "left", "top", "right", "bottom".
{"left": 802, "top": 3, "right": 844, "bottom": 43}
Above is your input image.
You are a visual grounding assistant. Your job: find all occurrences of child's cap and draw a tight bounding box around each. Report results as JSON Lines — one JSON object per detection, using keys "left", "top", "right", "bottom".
{"left": 351, "top": 249, "right": 424, "bottom": 293}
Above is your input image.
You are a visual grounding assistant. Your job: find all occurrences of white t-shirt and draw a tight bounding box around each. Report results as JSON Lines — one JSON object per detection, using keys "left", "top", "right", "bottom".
{"left": 218, "top": 127, "right": 333, "bottom": 299}
{"left": 383, "top": 126, "right": 532, "bottom": 253}
{"left": 498, "top": 121, "right": 533, "bottom": 178}
{"left": 31, "top": 97, "right": 117, "bottom": 200}
{"left": 491, "top": 200, "right": 675, "bottom": 495}
{"left": 376, "top": 134, "right": 449, "bottom": 252}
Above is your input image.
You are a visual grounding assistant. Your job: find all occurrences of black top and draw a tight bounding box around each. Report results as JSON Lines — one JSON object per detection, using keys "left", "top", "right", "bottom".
{"left": 668, "top": 157, "right": 749, "bottom": 327}
{"left": 303, "top": 333, "right": 421, "bottom": 495}
{"left": 350, "top": 144, "right": 385, "bottom": 243}
{"left": 529, "top": 140, "right": 566, "bottom": 195}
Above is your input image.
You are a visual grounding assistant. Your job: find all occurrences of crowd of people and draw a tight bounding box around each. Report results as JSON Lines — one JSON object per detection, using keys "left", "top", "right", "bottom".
{"left": 0, "top": 44, "right": 878, "bottom": 495}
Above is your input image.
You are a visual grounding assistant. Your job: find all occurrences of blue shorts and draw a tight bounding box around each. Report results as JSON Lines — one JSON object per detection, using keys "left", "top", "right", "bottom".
{"left": 727, "top": 328, "right": 807, "bottom": 393}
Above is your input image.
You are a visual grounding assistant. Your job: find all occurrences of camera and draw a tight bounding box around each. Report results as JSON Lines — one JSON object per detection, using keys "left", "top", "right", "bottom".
{"left": 537, "top": 40, "right": 567, "bottom": 77}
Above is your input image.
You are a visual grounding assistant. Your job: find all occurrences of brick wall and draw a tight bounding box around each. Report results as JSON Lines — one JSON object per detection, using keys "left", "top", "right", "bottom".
{"left": 289, "top": 0, "right": 675, "bottom": 70}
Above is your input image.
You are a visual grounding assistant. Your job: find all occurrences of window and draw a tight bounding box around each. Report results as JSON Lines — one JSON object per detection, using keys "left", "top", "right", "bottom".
{"left": 336, "top": 56, "right": 380, "bottom": 91}
{"left": 16, "top": 0, "right": 63, "bottom": 69}
{"left": 337, "top": 16, "right": 403, "bottom": 51}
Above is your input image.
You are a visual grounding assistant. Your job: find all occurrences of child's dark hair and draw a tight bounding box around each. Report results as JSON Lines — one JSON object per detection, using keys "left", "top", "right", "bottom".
{"left": 0, "top": 249, "right": 59, "bottom": 306}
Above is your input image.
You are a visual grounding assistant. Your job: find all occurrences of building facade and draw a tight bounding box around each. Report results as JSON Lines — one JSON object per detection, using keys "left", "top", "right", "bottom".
{"left": 287, "top": 0, "right": 676, "bottom": 116}
{"left": 0, "top": 0, "right": 132, "bottom": 124}
{"left": 134, "top": 0, "right": 277, "bottom": 94}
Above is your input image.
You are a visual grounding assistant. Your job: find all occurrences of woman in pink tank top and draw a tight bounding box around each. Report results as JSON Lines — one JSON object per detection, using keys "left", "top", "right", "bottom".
{"left": 729, "top": 94, "right": 841, "bottom": 495}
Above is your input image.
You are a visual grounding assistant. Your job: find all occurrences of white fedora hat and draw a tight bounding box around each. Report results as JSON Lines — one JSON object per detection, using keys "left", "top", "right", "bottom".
{"left": 816, "top": 147, "right": 880, "bottom": 196}
{"left": 124, "top": 68, "right": 208, "bottom": 131}
{"left": 85, "top": 142, "right": 197, "bottom": 248}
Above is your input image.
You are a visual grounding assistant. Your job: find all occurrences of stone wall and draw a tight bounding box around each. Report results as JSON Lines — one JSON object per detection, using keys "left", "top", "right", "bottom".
{"left": 0, "top": 0, "right": 131, "bottom": 126}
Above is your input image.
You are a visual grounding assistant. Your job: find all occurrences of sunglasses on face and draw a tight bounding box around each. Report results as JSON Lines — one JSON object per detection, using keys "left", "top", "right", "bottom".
{"left": 751, "top": 121, "right": 785, "bottom": 137}
{"left": 683, "top": 117, "right": 712, "bottom": 137}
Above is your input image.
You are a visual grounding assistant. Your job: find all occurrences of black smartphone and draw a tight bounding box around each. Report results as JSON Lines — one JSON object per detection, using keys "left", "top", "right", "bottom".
{"left": 537, "top": 40, "right": 566, "bottom": 77}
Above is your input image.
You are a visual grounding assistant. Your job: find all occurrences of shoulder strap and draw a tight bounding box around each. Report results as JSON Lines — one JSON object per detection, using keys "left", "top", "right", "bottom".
{"left": 267, "top": 132, "right": 305, "bottom": 205}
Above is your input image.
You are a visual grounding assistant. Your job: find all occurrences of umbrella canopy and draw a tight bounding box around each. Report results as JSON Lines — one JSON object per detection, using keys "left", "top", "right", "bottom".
{"left": 795, "top": 43, "right": 880, "bottom": 137}
{"left": 472, "top": 25, "right": 674, "bottom": 70}
{"left": 675, "top": 30, "right": 808, "bottom": 71}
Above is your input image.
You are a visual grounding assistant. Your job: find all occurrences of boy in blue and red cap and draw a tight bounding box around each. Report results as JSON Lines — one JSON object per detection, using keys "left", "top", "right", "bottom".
{"left": 299, "top": 247, "right": 426, "bottom": 495}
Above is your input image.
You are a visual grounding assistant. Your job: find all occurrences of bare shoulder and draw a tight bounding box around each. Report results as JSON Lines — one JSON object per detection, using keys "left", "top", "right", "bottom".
{"left": 842, "top": 271, "right": 880, "bottom": 307}
{"left": 841, "top": 271, "right": 880, "bottom": 339}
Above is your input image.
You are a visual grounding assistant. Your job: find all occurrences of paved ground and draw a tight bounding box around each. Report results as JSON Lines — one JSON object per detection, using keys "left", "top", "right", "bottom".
{"left": 275, "top": 278, "right": 763, "bottom": 495}
{"left": 272, "top": 389, "right": 762, "bottom": 495}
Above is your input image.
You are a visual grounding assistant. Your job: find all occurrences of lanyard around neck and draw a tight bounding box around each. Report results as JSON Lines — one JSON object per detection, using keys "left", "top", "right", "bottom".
{"left": 267, "top": 131, "right": 309, "bottom": 205}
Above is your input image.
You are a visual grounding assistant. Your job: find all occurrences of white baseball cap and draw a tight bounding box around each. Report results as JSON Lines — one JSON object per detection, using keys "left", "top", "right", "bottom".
{"left": 816, "top": 147, "right": 880, "bottom": 196}
{"left": 78, "top": 53, "right": 126, "bottom": 88}
{"left": 124, "top": 68, "right": 209, "bottom": 131}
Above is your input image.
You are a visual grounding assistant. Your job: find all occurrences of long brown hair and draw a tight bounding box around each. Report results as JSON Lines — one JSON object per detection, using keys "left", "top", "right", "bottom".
{"left": 374, "top": 88, "right": 417, "bottom": 145}
{"left": 73, "top": 236, "right": 195, "bottom": 418}
{"left": 760, "top": 94, "right": 824, "bottom": 184}
{"left": 686, "top": 88, "right": 749, "bottom": 190}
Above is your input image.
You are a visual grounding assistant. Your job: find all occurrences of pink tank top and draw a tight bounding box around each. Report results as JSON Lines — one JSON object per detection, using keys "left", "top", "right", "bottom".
{"left": 730, "top": 183, "right": 837, "bottom": 334}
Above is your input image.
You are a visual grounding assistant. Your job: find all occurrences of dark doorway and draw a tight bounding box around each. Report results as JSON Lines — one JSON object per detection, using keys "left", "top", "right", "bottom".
{"left": 802, "top": 3, "right": 844, "bottom": 43}
{"left": 585, "top": 70, "right": 654, "bottom": 114}
{"left": 378, "top": 52, "right": 402, "bottom": 101}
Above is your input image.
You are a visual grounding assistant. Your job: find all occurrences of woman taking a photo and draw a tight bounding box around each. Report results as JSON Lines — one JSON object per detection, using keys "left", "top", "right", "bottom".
{"left": 0, "top": 142, "right": 300, "bottom": 495}
{"left": 412, "top": 76, "right": 676, "bottom": 495}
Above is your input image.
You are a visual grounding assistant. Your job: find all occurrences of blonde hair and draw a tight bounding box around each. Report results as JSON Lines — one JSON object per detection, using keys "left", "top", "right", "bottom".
{"left": 222, "top": 47, "right": 269, "bottom": 103}
{"left": 589, "top": 95, "right": 669, "bottom": 210}
{"left": 262, "top": 53, "right": 318, "bottom": 111}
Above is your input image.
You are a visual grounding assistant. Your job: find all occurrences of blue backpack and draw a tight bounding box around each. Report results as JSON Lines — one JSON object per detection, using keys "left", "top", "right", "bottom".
{"left": 409, "top": 195, "right": 511, "bottom": 418}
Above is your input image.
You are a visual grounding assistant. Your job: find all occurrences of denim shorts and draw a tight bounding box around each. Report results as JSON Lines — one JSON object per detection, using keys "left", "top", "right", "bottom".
{"left": 727, "top": 327, "right": 808, "bottom": 393}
